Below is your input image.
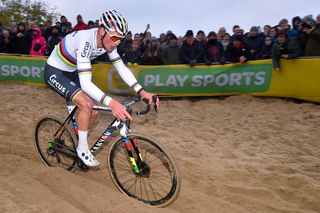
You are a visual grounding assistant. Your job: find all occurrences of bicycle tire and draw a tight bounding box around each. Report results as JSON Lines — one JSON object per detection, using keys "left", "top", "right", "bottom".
{"left": 107, "top": 133, "right": 181, "bottom": 207}
{"left": 34, "top": 116, "right": 77, "bottom": 171}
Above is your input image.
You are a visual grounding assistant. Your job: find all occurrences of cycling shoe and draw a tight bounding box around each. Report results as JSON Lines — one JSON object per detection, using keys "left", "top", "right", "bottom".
{"left": 76, "top": 148, "right": 100, "bottom": 167}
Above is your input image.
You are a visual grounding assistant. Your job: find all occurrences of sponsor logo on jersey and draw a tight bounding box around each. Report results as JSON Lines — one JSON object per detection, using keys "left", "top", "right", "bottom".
{"left": 49, "top": 74, "right": 66, "bottom": 93}
{"left": 81, "top": 41, "right": 91, "bottom": 58}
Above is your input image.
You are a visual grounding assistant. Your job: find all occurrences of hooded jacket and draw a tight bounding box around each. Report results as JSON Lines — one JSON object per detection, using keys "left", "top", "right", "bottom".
{"left": 29, "top": 27, "right": 47, "bottom": 56}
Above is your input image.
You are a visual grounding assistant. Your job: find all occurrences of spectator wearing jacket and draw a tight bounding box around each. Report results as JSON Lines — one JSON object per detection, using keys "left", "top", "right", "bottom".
{"left": 12, "top": 22, "right": 29, "bottom": 54}
{"left": 122, "top": 40, "right": 143, "bottom": 65}
{"left": 221, "top": 33, "right": 230, "bottom": 51}
{"left": 245, "top": 26, "right": 264, "bottom": 60}
{"left": 45, "top": 26, "right": 61, "bottom": 56}
{"left": 257, "top": 36, "right": 273, "bottom": 59}
{"left": 118, "top": 31, "right": 133, "bottom": 56}
{"left": 29, "top": 27, "right": 46, "bottom": 56}
{"left": 226, "top": 35, "right": 250, "bottom": 63}
{"left": 0, "top": 29, "right": 13, "bottom": 53}
{"left": 272, "top": 30, "right": 301, "bottom": 71}
{"left": 73, "top": 14, "right": 88, "bottom": 31}
{"left": 163, "top": 34, "right": 182, "bottom": 65}
{"left": 203, "top": 31, "right": 225, "bottom": 65}
{"left": 300, "top": 15, "right": 320, "bottom": 56}
{"left": 181, "top": 30, "right": 203, "bottom": 67}
{"left": 142, "top": 36, "right": 164, "bottom": 65}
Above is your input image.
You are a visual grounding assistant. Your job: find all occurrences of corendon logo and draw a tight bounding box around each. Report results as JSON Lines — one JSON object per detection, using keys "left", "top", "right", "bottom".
{"left": 49, "top": 75, "right": 66, "bottom": 93}
{"left": 81, "top": 41, "right": 91, "bottom": 57}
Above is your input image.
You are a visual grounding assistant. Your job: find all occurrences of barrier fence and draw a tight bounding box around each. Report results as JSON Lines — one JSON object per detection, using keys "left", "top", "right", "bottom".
{"left": 1, "top": 54, "right": 320, "bottom": 102}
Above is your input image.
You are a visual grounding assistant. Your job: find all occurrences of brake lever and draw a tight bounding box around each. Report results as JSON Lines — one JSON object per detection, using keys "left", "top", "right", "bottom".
{"left": 152, "top": 95, "right": 158, "bottom": 113}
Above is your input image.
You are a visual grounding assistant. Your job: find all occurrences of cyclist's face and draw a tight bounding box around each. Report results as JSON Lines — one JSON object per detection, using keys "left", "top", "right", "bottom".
{"left": 101, "top": 30, "right": 123, "bottom": 52}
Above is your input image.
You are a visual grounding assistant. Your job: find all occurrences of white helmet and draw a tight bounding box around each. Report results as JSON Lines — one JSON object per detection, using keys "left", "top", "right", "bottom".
{"left": 99, "top": 10, "right": 128, "bottom": 37}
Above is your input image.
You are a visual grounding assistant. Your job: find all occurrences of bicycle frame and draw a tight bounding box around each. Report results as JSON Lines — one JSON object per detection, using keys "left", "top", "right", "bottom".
{"left": 61, "top": 100, "right": 145, "bottom": 174}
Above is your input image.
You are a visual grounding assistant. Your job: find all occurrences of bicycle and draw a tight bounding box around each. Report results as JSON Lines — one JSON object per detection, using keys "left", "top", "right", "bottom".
{"left": 34, "top": 96, "right": 181, "bottom": 207}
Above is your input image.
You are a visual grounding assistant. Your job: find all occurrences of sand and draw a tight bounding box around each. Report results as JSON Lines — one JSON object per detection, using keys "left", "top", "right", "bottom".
{"left": 0, "top": 82, "right": 319, "bottom": 213}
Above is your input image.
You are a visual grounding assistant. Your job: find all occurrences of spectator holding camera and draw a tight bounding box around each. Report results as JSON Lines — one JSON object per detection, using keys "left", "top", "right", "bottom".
{"left": 300, "top": 15, "right": 320, "bottom": 56}
{"left": 203, "top": 31, "right": 225, "bottom": 65}
{"left": 272, "top": 30, "right": 301, "bottom": 71}
{"left": 29, "top": 27, "right": 46, "bottom": 56}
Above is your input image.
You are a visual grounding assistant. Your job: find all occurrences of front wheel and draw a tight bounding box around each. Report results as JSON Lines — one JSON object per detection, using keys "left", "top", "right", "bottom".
{"left": 107, "top": 134, "right": 181, "bottom": 207}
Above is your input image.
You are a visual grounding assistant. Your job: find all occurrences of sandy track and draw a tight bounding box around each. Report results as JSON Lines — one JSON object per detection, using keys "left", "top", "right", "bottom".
{"left": 0, "top": 83, "right": 319, "bottom": 213}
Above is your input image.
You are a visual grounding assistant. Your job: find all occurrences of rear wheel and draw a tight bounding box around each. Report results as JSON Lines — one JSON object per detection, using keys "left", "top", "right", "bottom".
{"left": 107, "top": 134, "right": 181, "bottom": 207}
{"left": 34, "top": 116, "right": 77, "bottom": 171}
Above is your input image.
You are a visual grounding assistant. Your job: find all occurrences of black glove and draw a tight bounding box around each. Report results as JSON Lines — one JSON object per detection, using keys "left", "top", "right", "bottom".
{"left": 205, "top": 60, "right": 212, "bottom": 66}
{"left": 33, "top": 43, "right": 42, "bottom": 51}
{"left": 189, "top": 59, "right": 197, "bottom": 67}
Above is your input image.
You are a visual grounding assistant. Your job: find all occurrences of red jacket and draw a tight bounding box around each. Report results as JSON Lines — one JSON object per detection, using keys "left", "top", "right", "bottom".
{"left": 74, "top": 22, "right": 88, "bottom": 31}
{"left": 29, "top": 27, "right": 47, "bottom": 56}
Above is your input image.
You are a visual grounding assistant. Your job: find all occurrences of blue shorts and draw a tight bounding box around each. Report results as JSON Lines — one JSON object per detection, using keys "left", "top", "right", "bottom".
{"left": 44, "top": 63, "right": 81, "bottom": 102}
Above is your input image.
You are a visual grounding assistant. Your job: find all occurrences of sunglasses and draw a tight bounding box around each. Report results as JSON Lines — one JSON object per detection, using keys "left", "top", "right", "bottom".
{"left": 108, "top": 32, "right": 124, "bottom": 43}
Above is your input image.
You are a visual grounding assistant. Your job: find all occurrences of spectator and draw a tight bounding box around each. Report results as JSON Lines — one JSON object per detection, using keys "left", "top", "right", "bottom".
{"left": 59, "top": 15, "right": 68, "bottom": 36}
{"left": 196, "top": 30, "right": 206, "bottom": 63}
{"left": 277, "top": 18, "right": 290, "bottom": 31}
{"left": 117, "top": 31, "right": 133, "bottom": 56}
{"left": 290, "top": 16, "right": 303, "bottom": 38}
{"left": 29, "top": 27, "right": 46, "bottom": 56}
{"left": 263, "top": 25, "right": 271, "bottom": 36}
{"left": 122, "top": 40, "right": 143, "bottom": 65}
{"left": 203, "top": 31, "right": 225, "bottom": 65}
{"left": 43, "top": 20, "right": 53, "bottom": 40}
{"left": 300, "top": 15, "right": 320, "bottom": 56}
{"left": 45, "top": 26, "right": 61, "bottom": 56}
{"left": 181, "top": 30, "right": 203, "bottom": 67}
{"left": 221, "top": 33, "right": 230, "bottom": 51}
{"left": 12, "top": 22, "right": 29, "bottom": 54}
{"left": 177, "top": 36, "right": 184, "bottom": 47}
{"left": 257, "top": 36, "right": 273, "bottom": 59}
{"left": 94, "top": 20, "right": 100, "bottom": 28}
{"left": 226, "top": 35, "right": 250, "bottom": 63}
{"left": 73, "top": 14, "right": 88, "bottom": 31}
{"left": 316, "top": 13, "right": 320, "bottom": 27}
{"left": 245, "top": 26, "right": 264, "bottom": 60}
{"left": 64, "top": 22, "right": 73, "bottom": 36}
{"left": 163, "top": 34, "right": 182, "bottom": 65}
{"left": 88, "top": 20, "right": 94, "bottom": 29}
{"left": 0, "top": 29, "right": 13, "bottom": 53}
{"left": 272, "top": 30, "right": 301, "bottom": 71}
{"left": 9, "top": 24, "right": 18, "bottom": 38}
{"left": 142, "top": 36, "right": 164, "bottom": 65}
{"left": 218, "top": 27, "right": 227, "bottom": 38}
{"left": 159, "top": 33, "right": 167, "bottom": 48}
{"left": 269, "top": 27, "right": 278, "bottom": 42}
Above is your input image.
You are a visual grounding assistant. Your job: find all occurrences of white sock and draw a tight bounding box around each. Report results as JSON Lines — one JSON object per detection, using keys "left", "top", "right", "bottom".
{"left": 77, "top": 130, "right": 89, "bottom": 151}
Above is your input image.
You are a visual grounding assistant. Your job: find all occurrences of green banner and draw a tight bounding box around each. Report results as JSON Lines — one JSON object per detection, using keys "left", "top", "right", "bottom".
{"left": 138, "top": 64, "right": 272, "bottom": 94}
{"left": 0, "top": 57, "right": 46, "bottom": 83}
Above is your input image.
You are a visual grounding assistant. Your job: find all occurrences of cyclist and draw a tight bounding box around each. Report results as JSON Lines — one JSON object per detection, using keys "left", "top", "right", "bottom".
{"left": 44, "top": 10, "right": 159, "bottom": 167}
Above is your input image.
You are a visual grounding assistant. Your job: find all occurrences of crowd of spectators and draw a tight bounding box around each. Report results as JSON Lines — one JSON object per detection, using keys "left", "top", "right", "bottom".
{"left": 0, "top": 13, "right": 320, "bottom": 70}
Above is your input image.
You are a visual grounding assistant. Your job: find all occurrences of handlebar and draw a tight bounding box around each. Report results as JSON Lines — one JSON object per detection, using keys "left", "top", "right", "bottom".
{"left": 123, "top": 95, "right": 158, "bottom": 116}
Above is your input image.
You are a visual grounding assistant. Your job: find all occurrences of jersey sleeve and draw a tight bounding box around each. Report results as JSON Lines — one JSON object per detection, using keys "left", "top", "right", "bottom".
{"left": 76, "top": 41, "right": 112, "bottom": 105}
{"left": 108, "top": 49, "right": 144, "bottom": 93}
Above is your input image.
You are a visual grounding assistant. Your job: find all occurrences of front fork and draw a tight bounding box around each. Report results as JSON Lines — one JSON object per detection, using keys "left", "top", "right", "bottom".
{"left": 120, "top": 124, "right": 144, "bottom": 174}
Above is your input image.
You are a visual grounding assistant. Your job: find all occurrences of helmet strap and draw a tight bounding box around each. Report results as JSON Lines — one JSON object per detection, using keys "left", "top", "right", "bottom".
{"left": 100, "top": 31, "right": 107, "bottom": 49}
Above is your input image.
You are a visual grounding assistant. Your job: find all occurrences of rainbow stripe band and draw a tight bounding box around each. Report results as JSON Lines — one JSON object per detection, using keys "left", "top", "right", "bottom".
{"left": 131, "top": 82, "right": 144, "bottom": 94}
{"left": 100, "top": 94, "right": 112, "bottom": 105}
{"left": 77, "top": 68, "right": 92, "bottom": 76}
{"left": 57, "top": 39, "right": 77, "bottom": 68}
{"left": 110, "top": 57, "right": 122, "bottom": 64}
